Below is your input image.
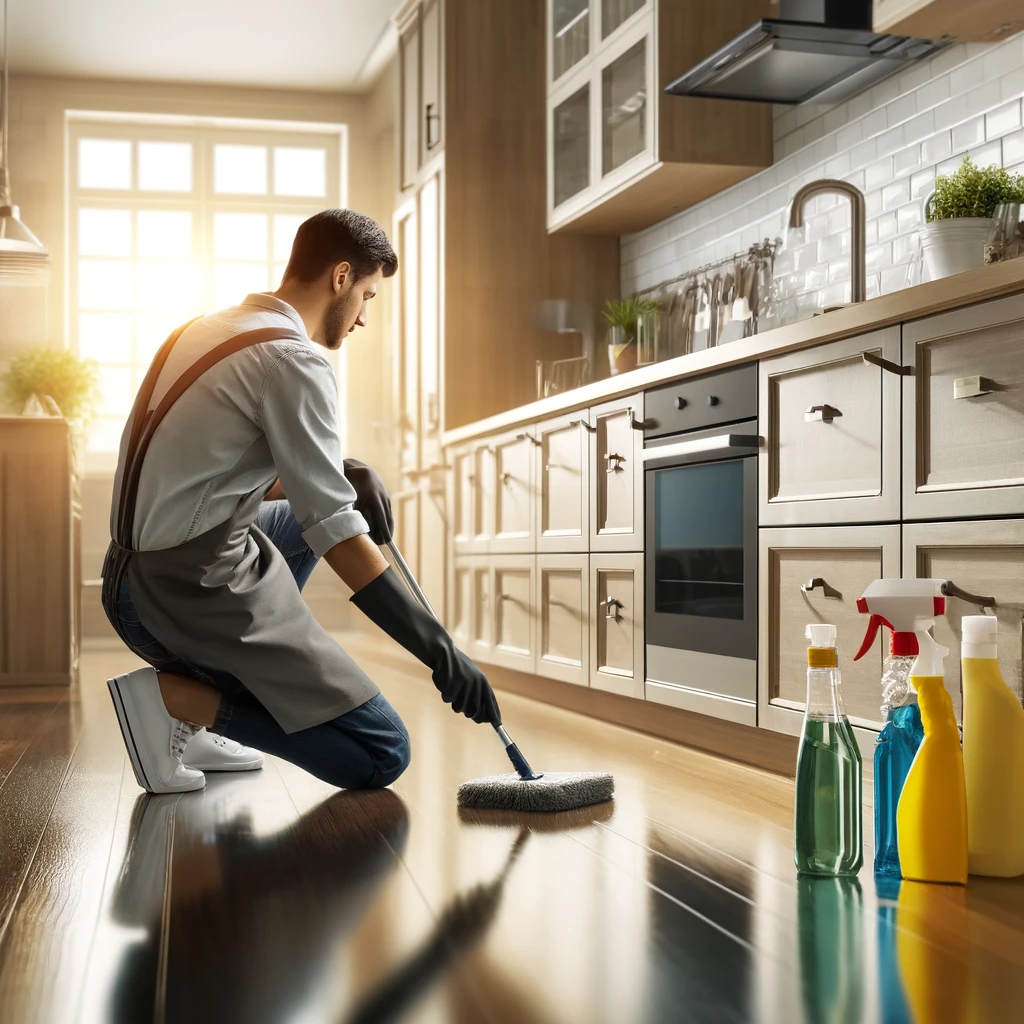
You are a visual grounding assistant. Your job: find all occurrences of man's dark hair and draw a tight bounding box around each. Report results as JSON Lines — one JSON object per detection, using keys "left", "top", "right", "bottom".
{"left": 283, "top": 209, "right": 398, "bottom": 284}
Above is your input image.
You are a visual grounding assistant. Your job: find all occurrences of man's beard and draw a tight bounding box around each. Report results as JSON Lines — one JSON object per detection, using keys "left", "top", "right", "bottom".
{"left": 324, "top": 293, "right": 349, "bottom": 349}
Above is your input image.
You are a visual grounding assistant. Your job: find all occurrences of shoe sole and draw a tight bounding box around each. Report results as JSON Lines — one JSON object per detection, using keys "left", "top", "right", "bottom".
{"left": 184, "top": 758, "right": 264, "bottom": 773}
{"left": 107, "top": 676, "right": 205, "bottom": 794}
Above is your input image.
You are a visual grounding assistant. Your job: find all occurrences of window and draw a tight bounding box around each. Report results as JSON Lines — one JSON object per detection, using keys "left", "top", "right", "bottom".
{"left": 68, "top": 117, "right": 344, "bottom": 462}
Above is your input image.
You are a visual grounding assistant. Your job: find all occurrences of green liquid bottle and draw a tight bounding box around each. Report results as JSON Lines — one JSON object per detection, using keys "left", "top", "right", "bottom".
{"left": 794, "top": 623, "right": 864, "bottom": 877}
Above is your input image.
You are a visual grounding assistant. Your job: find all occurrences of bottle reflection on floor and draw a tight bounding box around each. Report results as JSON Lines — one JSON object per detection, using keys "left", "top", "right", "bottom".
{"left": 875, "top": 878, "right": 912, "bottom": 1024}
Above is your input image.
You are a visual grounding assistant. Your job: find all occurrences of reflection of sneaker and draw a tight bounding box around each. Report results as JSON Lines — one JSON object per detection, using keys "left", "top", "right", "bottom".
{"left": 107, "top": 668, "right": 205, "bottom": 794}
{"left": 183, "top": 728, "right": 264, "bottom": 772}
{"left": 112, "top": 793, "right": 177, "bottom": 928}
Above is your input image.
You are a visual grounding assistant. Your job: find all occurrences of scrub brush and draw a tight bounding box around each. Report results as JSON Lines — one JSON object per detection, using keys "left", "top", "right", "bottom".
{"left": 385, "top": 542, "right": 614, "bottom": 813}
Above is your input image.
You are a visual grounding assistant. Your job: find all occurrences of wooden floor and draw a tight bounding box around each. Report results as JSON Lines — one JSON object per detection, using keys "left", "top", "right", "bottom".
{"left": 2, "top": 636, "right": 1023, "bottom": 1024}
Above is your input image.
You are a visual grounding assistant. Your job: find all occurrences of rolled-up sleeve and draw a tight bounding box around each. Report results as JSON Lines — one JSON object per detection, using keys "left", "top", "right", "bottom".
{"left": 259, "top": 346, "right": 369, "bottom": 557}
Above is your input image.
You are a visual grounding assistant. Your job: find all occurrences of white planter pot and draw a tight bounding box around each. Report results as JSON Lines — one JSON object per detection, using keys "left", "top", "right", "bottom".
{"left": 921, "top": 218, "right": 994, "bottom": 280}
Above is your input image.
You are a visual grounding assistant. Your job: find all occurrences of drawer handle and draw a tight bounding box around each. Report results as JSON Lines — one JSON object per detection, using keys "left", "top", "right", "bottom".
{"left": 604, "top": 452, "right": 626, "bottom": 472}
{"left": 629, "top": 410, "right": 647, "bottom": 430}
{"left": 501, "top": 472, "right": 513, "bottom": 486}
{"left": 805, "top": 404, "right": 842, "bottom": 424}
{"left": 801, "top": 577, "right": 842, "bottom": 599}
{"left": 516, "top": 432, "right": 542, "bottom": 446}
{"left": 569, "top": 418, "right": 597, "bottom": 433}
{"left": 605, "top": 596, "right": 624, "bottom": 621}
{"left": 862, "top": 351, "right": 913, "bottom": 377}
{"left": 953, "top": 375, "right": 998, "bottom": 400}
{"left": 941, "top": 580, "right": 996, "bottom": 609}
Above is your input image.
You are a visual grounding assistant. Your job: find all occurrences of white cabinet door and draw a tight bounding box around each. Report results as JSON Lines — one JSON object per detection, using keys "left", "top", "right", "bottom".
{"left": 535, "top": 554, "right": 589, "bottom": 686}
{"left": 590, "top": 552, "right": 644, "bottom": 698}
{"left": 398, "top": 9, "right": 421, "bottom": 191}
{"left": 590, "top": 394, "right": 644, "bottom": 551}
{"left": 492, "top": 428, "right": 537, "bottom": 552}
{"left": 491, "top": 554, "right": 536, "bottom": 672}
{"left": 536, "top": 413, "right": 590, "bottom": 553}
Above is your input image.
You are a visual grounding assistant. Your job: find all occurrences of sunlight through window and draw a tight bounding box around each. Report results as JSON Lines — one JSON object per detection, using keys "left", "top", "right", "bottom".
{"left": 78, "top": 139, "right": 132, "bottom": 189}
{"left": 214, "top": 145, "right": 268, "bottom": 194}
{"left": 274, "top": 147, "right": 326, "bottom": 197}
{"left": 138, "top": 141, "right": 193, "bottom": 192}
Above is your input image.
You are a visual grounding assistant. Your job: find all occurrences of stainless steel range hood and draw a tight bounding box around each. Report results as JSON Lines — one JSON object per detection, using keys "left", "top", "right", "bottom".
{"left": 665, "top": 0, "right": 947, "bottom": 106}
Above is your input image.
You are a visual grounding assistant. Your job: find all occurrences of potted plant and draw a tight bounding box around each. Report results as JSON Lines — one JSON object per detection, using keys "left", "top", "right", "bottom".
{"left": 922, "top": 157, "right": 1024, "bottom": 280}
{"left": 602, "top": 295, "right": 661, "bottom": 375}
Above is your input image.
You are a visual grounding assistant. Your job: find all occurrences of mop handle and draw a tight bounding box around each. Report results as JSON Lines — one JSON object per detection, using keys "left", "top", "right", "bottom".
{"left": 384, "top": 540, "right": 541, "bottom": 781}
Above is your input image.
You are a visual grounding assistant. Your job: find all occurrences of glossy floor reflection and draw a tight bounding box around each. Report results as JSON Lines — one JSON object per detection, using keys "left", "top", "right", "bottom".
{"left": 2, "top": 634, "right": 1024, "bottom": 1022}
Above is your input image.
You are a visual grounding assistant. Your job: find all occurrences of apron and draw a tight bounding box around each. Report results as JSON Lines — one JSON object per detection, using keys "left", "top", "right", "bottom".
{"left": 101, "top": 320, "right": 379, "bottom": 734}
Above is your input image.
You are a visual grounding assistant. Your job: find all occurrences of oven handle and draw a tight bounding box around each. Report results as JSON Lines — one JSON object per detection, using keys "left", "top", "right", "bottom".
{"left": 642, "top": 433, "right": 763, "bottom": 464}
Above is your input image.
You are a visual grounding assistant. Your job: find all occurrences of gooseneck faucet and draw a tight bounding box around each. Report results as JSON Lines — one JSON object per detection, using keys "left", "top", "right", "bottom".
{"left": 788, "top": 179, "right": 866, "bottom": 304}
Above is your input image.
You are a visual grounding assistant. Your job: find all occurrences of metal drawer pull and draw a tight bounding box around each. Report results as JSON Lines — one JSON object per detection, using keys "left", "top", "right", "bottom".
{"left": 569, "top": 418, "right": 597, "bottom": 433}
{"left": 801, "top": 577, "right": 842, "bottom": 599}
{"left": 941, "top": 580, "right": 996, "bottom": 609}
{"left": 604, "top": 452, "right": 626, "bottom": 472}
{"left": 605, "top": 596, "right": 624, "bottom": 621}
{"left": 516, "top": 432, "right": 542, "bottom": 446}
{"left": 501, "top": 472, "right": 513, "bottom": 485}
{"left": 862, "top": 351, "right": 913, "bottom": 377}
{"left": 629, "top": 410, "right": 647, "bottom": 430}
{"left": 953, "top": 375, "right": 998, "bottom": 400}
{"left": 641, "top": 433, "right": 763, "bottom": 461}
{"left": 805, "top": 404, "right": 842, "bottom": 424}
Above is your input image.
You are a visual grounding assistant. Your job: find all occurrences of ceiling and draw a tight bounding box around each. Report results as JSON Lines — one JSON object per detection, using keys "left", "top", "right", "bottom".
{"left": 6, "top": 0, "right": 402, "bottom": 91}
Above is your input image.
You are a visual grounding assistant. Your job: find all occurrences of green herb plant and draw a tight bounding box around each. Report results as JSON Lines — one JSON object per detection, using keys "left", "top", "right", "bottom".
{"left": 0, "top": 346, "right": 101, "bottom": 428}
{"left": 928, "top": 156, "right": 1024, "bottom": 221}
{"left": 602, "top": 295, "right": 662, "bottom": 339}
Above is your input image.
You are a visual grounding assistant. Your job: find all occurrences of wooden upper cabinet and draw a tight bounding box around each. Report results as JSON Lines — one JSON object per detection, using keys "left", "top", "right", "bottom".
{"left": 873, "top": 0, "right": 1024, "bottom": 41}
{"left": 546, "top": 0, "right": 772, "bottom": 234}
{"left": 397, "top": 6, "right": 422, "bottom": 191}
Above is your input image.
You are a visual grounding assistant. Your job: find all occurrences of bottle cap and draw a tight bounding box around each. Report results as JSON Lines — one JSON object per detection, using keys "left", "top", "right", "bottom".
{"left": 806, "top": 623, "right": 838, "bottom": 668}
{"left": 910, "top": 620, "right": 949, "bottom": 681}
{"left": 962, "top": 615, "right": 997, "bottom": 643}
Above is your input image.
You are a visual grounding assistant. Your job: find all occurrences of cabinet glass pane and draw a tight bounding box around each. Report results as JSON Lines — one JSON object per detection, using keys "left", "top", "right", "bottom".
{"left": 602, "top": 0, "right": 645, "bottom": 38}
{"left": 552, "top": 0, "right": 590, "bottom": 80}
{"left": 553, "top": 86, "right": 590, "bottom": 208}
{"left": 602, "top": 39, "right": 646, "bottom": 176}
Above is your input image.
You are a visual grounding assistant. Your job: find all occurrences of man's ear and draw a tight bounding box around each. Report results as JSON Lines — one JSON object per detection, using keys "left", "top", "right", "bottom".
{"left": 333, "top": 261, "right": 353, "bottom": 293}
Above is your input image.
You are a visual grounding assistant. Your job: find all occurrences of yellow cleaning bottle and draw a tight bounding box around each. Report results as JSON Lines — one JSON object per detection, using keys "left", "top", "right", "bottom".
{"left": 896, "top": 620, "right": 968, "bottom": 885}
{"left": 961, "top": 615, "right": 1024, "bottom": 877}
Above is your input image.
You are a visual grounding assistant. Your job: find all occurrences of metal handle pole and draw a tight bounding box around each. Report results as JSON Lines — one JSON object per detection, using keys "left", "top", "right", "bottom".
{"left": 383, "top": 541, "right": 541, "bottom": 781}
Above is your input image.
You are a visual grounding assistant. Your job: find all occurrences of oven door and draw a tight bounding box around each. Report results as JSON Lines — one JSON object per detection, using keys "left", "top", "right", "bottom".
{"left": 643, "top": 428, "right": 759, "bottom": 701}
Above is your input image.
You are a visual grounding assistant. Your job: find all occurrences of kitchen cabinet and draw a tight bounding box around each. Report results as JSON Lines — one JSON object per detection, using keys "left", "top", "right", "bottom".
{"left": 873, "top": 0, "right": 1024, "bottom": 42}
{"left": 535, "top": 413, "right": 591, "bottom": 553}
{"left": 396, "top": 2, "right": 422, "bottom": 191}
{"left": 759, "top": 328, "right": 902, "bottom": 527}
{"left": 421, "top": 0, "right": 443, "bottom": 164}
{"left": 450, "top": 440, "right": 495, "bottom": 555}
{"left": 758, "top": 525, "right": 902, "bottom": 736}
{"left": 590, "top": 394, "right": 644, "bottom": 551}
{"left": 903, "top": 519, "right": 1024, "bottom": 721}
{"left": 591, "top": 552, "right": 644, "bottom": 698}
{"left": 491, "top": 554, "right": 537, "bottom": 671}
{"left": 492, "top": 428, "right": 538, "bottom": 553}
{"left": 902, "top": 293, "right": 1024, "bottom": 522}
{"left": 536, "top": 554, "right": 590, "bottom": 685}
{"left": 452, "top": 555, "right": 494, "bottom": 663}
{"left": 546, "top": 0, "right": 772, "bottom": 234}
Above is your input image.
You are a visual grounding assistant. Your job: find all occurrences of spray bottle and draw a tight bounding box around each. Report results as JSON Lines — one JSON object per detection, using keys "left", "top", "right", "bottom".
{"left": 896, "top": 619, "right": 968, "bottom": 885}
{"left": 961, "top": 615, "right": 1024, "bottom": 877}
{"left": 854, "top": 579, "right": 944, "bottom": 877}
{"left": 794, "top": 624, "right": 863, "bottom": 877}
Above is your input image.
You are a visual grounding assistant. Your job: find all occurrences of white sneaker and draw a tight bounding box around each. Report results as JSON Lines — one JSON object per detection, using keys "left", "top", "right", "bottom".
{"left": 107, "top": 668, "right": 206, "bottom": 794}
{"left": 183, "top": 728, "right": 264, "bottom": 772}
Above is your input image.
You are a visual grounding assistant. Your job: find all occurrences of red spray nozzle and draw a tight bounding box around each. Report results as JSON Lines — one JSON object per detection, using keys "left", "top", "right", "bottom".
{"left": 854, "top": 614, "right": 892, "bottom": 661}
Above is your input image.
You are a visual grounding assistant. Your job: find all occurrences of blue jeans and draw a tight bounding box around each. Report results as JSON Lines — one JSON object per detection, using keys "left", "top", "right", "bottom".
{"left": 115, "top": 500, "right": 411, "bottom": 790}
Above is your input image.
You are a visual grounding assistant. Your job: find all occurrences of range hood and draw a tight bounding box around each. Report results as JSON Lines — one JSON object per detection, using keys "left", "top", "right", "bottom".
{"left": 665, "top": 0, "right": 947, "bottom": 106}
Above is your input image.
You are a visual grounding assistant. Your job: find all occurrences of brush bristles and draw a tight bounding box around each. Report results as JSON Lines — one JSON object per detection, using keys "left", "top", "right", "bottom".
{"left": 457, "top": 772, "right": 614, "bottom": 812}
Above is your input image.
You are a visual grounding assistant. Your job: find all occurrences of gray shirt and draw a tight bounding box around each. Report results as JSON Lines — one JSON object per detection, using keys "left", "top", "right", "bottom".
{"left": 112, "top": 293, "right": 369, "bottom": 569}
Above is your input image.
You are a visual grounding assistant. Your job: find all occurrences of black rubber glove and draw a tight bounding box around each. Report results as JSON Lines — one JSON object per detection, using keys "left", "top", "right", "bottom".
{"left": 343, "top": 458, "right": 395, "bottom": 545}
{"left": 351, "top": 567, "right": 502, "bottom": 726}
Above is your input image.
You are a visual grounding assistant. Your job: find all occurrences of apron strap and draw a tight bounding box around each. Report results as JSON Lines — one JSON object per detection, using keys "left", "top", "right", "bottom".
{"left": 116, "top": 323, "right": 307, "bottom": 550}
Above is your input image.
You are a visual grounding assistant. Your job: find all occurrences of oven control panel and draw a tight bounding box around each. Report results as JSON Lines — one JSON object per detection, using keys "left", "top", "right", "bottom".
{"left": 643, "top": 364, "right": 756, "bottom": 439}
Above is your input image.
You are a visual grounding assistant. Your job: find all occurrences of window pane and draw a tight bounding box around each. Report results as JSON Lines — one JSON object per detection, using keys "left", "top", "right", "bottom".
{"left": 214, "top": 212, "right": 268, "bottom": 259}
{"left": 97, "top": 366, "right": 135, "bottom": 417}
{"left": 78, "top": 139, "right": 132, "bottom": 189}
{"left": 79, "top": 259, "right": 132, "bottom": 309}
{"left": 78, "top": 209, "right": 132, "bottom": 256}
{"left": 79, "top": 312, "right": 132, "bottom": 362}
{"left": 273, "top": 214, "right": 305, "bottom": 261}
{"left": 88, "top": 417, "right": 127, "bottom": 454}
{"left": 137, "top": 313, "right": 181, "bottom": 364}
{"left": 136, "top": 261, "right": 199, "bottom": 312}
{"left": 273, "top": 147, "right": 326, "bottom": 196}
{"left": 214, "top": 144, "right": 268, "bottom": 194}
{"left": 138, "top": 141, "right": 193, "bottom": 192}
{"left": 215, "top": 263, "right": 269, "bottom": 309}
{"left": 137, "top": 210, "right": 193, "bottom": 259}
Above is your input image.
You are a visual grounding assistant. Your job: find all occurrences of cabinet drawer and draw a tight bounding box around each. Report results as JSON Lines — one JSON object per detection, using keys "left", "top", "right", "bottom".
{"left": 590, "top": 395, "right": 644, "bottom": 551}
{"left": 759, "top": 329, "right": 901, "bottom": 526}
{"left": 645, "top": 364, "right": 757, "bottom": 438}
{"left": 590, "top": 552, "right": 644, "bottom": 699}
{"left": 903, "top": 293, "right": 1024, "bottom": 520}
{"left": 449, "top": 441, "right": 494, "bottom": 554}
{"left": 904, "top": 519, "right": 1024, "bottom": 721}
{"left": 758, "top": 525, "right": 902, "bottom": 736}
{"left": 535, "top": 555, "right": 589, "bottom": 686}
{"left": 536, "top": 415, "right": 590, "bottom": 553}
{"left": 492, "top": 429, "right": 536, "bottom": 552}
{"left": 491, "top": 555, "right": 535, "bottom": 671}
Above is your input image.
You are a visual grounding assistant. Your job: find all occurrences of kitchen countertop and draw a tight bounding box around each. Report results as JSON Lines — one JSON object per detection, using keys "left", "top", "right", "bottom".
{"left": 443, "top": 257, "right": 1024, "bottom": 446}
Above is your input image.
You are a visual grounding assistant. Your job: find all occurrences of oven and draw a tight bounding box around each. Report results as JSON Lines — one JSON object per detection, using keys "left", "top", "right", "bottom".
{"left": 643, "top": 365, "right": 760, "bottom": 714}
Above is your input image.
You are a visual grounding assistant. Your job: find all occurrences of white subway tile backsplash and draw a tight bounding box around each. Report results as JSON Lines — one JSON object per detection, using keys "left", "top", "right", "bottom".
{"left": 937, "top": 154, "right": 966, "bottom": 176}
{"left": 861, "top": 108, "right": 889, "bottom": 139}
{"left": 987, "top": 100, "right": 1022, "bottom": 139}
{"left": 911, "top": 167, "right": 936, "bottom": 199}
{"left": 877, "top": 125, "right": 906, "bottom": 157}
{"left": 888, "top": 93, "right": 918, "bottom": 127}
{"left": 904, "top": 110, "right": 935, "bottom": 146}
{"left": 1004, "top": 128, "right": 1024, "bottom": 165}
{"left": 969, "top": 141, "right": 1003, "bottom": 168}
{"left": 823, "top": 104, "right": 848, "bottom": 135}
{"left": 819, "top": 233, "right": 845, "bottom": 262}
{"left": 931, "top": 44, "right": 971, "bottom": 78}
{"left": 883, "top": 179, "right": 911, "bottom": 211}
{"left": 966, "top": 81, "right": 1004, "bottom": 119}
{"left": 825, "top": 152, "right": 853, "bottom": 178}
{"left": 866, "top": 243, "right": 891, "bottom": 273}
{"left": 951, "top": 58, "right": 986, "bottom": 96}
{"left": 952, "top": 116, "right": 985, "bottom": 152}
{"left": 897, "top": 202, "right": 924, "bottom": 234}
{"left": 851, "top": 138, "right": 878, "bottom": 168}
{"left": 836, "top": 122, "right": 863, "bottom": 152}
{"left": 876, "top": 212, "right": 898, "bottom": 240}
{"left": 921, "top": 131, "right": 952, "bottom": 163}
{"left": 865, "top": 157, "right": 893, "bottom": 190}
{"left": 934, "top": 94, "right": 970, "bottom": 131}
{"left": 894, "top": 144, "right": 921, "bottom": 176}
{"left": 1001, "top": 66, "right": 1024, "bottom": 103}
{"left": 865, "top": 190, "right": 883, "bottom": 218}
{"left": 915, "top": 75, "right": 951, "bottom": 112}
{"left": 829, "top": 257, "right": 851, "bottom": 283}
